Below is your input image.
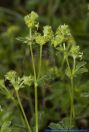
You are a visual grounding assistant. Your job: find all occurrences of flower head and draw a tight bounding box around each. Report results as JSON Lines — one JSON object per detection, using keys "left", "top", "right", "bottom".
{"left": 35, "top": 26, "right": 53, "bottom": 45}
{"left": 56, "top": 24, "right": 71, "bottom": 36}
{"left": 70, "top": 45, "right": 83, "bottom": 59}
{"left": 43, "top": 25, "right": 53, "bottom": 41}
{"left": 51, "top": 24, "right": 73, "bottom": 47}
{"left": 35, "top": 33, "right": 46, "bottom": 45}
{"left": 24, "top": 11, "right": 39, "bottom": 29}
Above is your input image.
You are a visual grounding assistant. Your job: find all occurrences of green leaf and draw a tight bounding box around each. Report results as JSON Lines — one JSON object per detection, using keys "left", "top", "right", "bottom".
{"left": 81, "top": 92, "right": 89, "bottom": 98}
{"left": 48, "top": 122, "right": 63, "bottom": 129}
{"left": 73, "top": 61, "right": 88, "bottom": 77}
{"left": 75, "top": 61, "right": 86, "bottom": 71}
{"left": 1, "top": 121, "right": 12, "bottom": 132}
{"left": 5, "top": 71, "right": 20, "bottom": 91}
{"left": 74, "top": 66, "right": 88, "bottom": 76}
{"left": 76, "top": 67, "right": 88, "bottom": 75}
{"left": 22, "top": 75, "right": 33, "bottom": 86}
{"left": 49, "top": 117, "right": 74, "bottom": 129}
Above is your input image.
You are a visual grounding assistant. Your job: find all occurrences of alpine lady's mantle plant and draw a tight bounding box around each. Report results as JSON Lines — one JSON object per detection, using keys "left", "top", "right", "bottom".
{"left": 0, "top": 11, "right": 87, "bottom": 132}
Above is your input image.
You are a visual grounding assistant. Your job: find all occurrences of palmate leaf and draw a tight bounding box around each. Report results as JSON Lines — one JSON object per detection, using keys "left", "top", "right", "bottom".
{"left": 75, "top": 61, "right": 87, "bottom": 71}
{"left": 1, "top": 121, "right": 12, "bottom": 132}
{"left": 66, "top": 61, "right": 88, "bottom": 78}
{"left": 5, "top": 71, "right": 20, "bottom": 91}
{"left": 49, "top": 117, "right": 74, "bottom": 129}
{"left": 17, "top": 36, "right": 31, "bottom": 44}
{"left": 17, "top": 34, "right": 35, "bottom": 45}
{"left": 74, "top": 61, "right": 88, "bottom": 76}
{"left": 48, "top": 122, "right": 63, "bottom": 129}
{"left": 37, "top": 67, "right": 58, "bottom": 86}
{"left": 75, "top": 67, "right": 88, "bottom": 75}
{"left": 21, "top": 75, "right": 33, "bottom": 87}
{"left": 81, "top": 92, "right": 89, "bottom": 98}
{"left": 5, "top": 71, "right": 33, "bottom": 91}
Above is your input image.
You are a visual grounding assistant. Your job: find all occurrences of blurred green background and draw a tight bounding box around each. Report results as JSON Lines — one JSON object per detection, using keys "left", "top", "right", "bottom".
{"left": 0, "top": 0, "right": 89, "bottom": 131}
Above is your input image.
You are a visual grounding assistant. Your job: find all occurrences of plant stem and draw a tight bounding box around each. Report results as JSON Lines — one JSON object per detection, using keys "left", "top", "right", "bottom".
{"left": 70, "top": 77, "right": 75, "bottom": 119}
{"left": 29, "top": 28, "right": 39, "bottom": 132}
{"left": 72, "top": 57, "right": 76, "bottom": 118}
{"left": 34, "top": 82, "right": 38, "bottom": 132}
{"left": 38, "top": 45, "right": 46, "bottom": 108}
{"left": 15, "top": 90, "right": 32, "bottom": 132}
{"left": 70, "top": 77, "right": 74, "bottom": 128}
{"left": 66, "top": 57, "right": 75, "bottom": 128}
{"left": 3, "top": 87, "right": 26, "bottom": 126}
{"left": 38, "top": 45, "right": 42, "bottom": 79}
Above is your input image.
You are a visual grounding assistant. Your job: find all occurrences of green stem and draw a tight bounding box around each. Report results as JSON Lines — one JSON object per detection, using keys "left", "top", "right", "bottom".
{"left": 72, "top": 57, "right": 76, "bottom": 118}
{"left": 70, "top": 77, "right": 74, "bottom": 128}
{"left": 71, "top": 77, "right": 75, "bottom": 118}
{"left": 15, "top": 90, "right": 32, "bottom": 132}
{"left": 66, "top": 57, "right": 75, "bottom": 128}
{"left": 34, "top": 82, "right": 38, "bottom": 132}
{"left": 61, "top": 55, "right": 65, "bottom": 70}
{"left": 29, "top": 30, "right": 36, "bottom": 80}
{"left": 66, "top": 58, "right": 70, "bottom": 71}
{"left": 3, "top": 86, "right": 26, "bottom": 126}
{"left": 38, "top": 45, "right": 42, "bottom": 79}
{"left": 29, "top": 28, "right": 38, "bottom": 132}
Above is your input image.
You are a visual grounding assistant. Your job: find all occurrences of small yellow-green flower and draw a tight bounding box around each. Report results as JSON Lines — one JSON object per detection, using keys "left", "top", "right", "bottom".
{"left": 35, "top": 33, "right": 46, "bottom": 45}
{"left": 51, "top": 34, "right": 64, "bottom": 47}
{"left": 24, "top": 11, "right": 39, "bottom": 29}
{"left": 56, "top": 24, "right": 71, "bottom": 36}
{"left": 43, "top": 25, "right": 53, "bottom": 41}
{"left": 35, "top": 26, "right": 53, "bottom": 45}
{"left": 70, "top": 45, "right": 83, "bottom": 59}
{"left": 51, "top": 24, "right": 74, "bottom": 47}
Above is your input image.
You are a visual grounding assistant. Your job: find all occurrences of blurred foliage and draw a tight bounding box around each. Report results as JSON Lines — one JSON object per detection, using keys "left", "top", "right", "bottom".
{"left": 0, "top": 0, "right": 89, "bottom": 131}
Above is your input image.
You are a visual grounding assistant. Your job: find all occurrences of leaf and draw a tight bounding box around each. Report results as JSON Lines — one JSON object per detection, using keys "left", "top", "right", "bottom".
{"left": 5, "top": 71, "right": 20, "bottom": 91}
{"left": 22, "top": 75, "right": 33, "bottom": 87}
{"left": 81, "top": 92, "right": 89, "bottom": 98}
{"left": 75, "top": 61, "right": 86, "bottom": 71}
{"left": 75, "top": 67, "right": 88, "bottom": 75}
{"left": 48, "top": 122, "right": 63, "bottom": 130}
{"left": 49, "top": 117, "right": 74, "bottom": 130}
{"left": 73, "top": 61, "right": 88, "bottom": 77}
{"left": 1, "top": 121, "right": 12, "bottom": 132}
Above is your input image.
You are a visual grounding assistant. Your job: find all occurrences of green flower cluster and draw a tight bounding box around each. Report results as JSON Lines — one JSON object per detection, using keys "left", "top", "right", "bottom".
{"left": 23, "top": 12, "right": 76, "bottom": 48}
{"left": 23, "top": 11, "right": 83, "bottom": 61}
{"left": 5, "top": 71, "right": 33, "bottom": 91}
{"left": 51, "top": 24, "right": 75, "bottom": 47}
{"left": 24, "top": 11, "right": 39, "bottom": 29}
{"left": 5, "top": 71, "right": 20, "bottom": 90}
{"left": 43, "top": 25, "right": 53, "bottom": 41}
{"left": 70, "top": 45, "right": 83, "bottom": 59}
{"left": 35, "top": 25, "right": 53, "bottom": 45}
